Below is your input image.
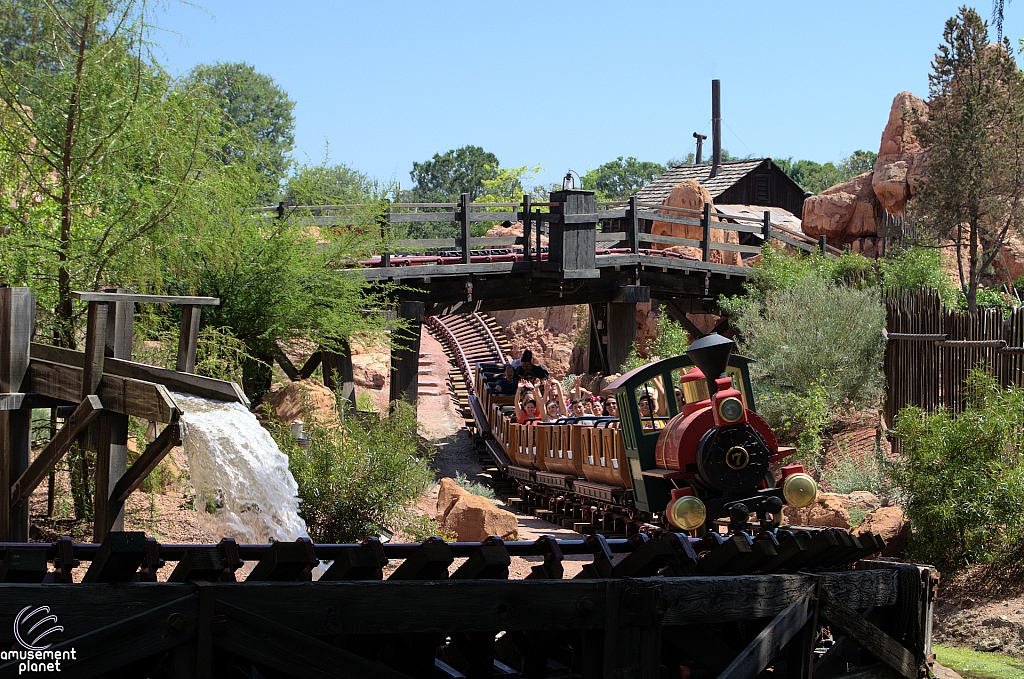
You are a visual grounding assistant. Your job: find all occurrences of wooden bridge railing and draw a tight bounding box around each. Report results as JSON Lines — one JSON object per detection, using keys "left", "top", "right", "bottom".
{"left": 261, "top": 193, "right": 840, "bottom": 273}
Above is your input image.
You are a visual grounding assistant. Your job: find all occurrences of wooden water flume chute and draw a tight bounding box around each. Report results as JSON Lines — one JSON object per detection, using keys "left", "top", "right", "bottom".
{"left": 0, "top": 287, "right": 249, "bottom": 544}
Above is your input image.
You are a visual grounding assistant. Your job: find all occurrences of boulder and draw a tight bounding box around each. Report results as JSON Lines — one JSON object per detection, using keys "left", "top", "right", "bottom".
{"left": 436, "top": 477, "right": 518, "bottom": 542}
{"left": 485, "top": 221, "right": 548, "bottom": 247}
{"left": 853, "top": 505, "right": 909, "bottom": 557}
{"left": 650, "top": 180, "right": 742, "bottom": 266}
{"left": 846, "top": 491, "right": 881, "bottom": 512}
{"left": 264, "top": 379, "right": 337, "bottom": 426}
{"left": 873, "top": 92, "right": 929, "bottom": 215}
{"left": 994, "top": 232, "right": 1024, "bottom": 282}
{"left": 783, "top": 493, "right": 851, "bottom": 530}
{"left": 802, "top": 172, "right": 881, "bottom": 245}
{"left": 501, "top": 316, "right": 576, "bottom": 380}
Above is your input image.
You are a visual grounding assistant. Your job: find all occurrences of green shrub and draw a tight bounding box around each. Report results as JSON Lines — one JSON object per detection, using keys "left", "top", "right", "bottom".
{"left": 879, "top": 244, "right": 964, "bottom": 309}
{"left": 890, "top": 370, "right": 1024, "bottom": 570}
{"left": 454, "top": 471, "right": 495, "bottom": 499}
{"left": 724, "top": 274, "right": 885, "bottom": 456}
{"left": 270, "top": 400, "right": 434, "bottom": 543}
{"left": 403, "top": 513, "right": 457, "bottom": 542}
{"left": 822, "top": 438, "right": 886, "bottom": 495}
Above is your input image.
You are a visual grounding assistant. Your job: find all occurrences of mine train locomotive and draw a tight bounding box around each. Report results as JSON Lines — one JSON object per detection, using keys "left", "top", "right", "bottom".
{"left": 478, "top": 332, "right": 819, "bottom": 535}
{"left": 642, "top": 332, "right": 818, "bottom": 534}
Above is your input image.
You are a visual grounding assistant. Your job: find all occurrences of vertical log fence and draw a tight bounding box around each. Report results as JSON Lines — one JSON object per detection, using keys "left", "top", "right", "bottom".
{"left": 885, "top": 291, "right": 1024, "bottom": 426}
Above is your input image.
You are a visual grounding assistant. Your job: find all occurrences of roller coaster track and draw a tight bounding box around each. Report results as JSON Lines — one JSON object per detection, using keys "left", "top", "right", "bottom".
{"left": 426, "top": 313, "right": 512, "bottom": 426}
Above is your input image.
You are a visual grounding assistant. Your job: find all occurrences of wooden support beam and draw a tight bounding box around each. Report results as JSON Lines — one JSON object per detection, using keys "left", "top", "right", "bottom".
{"left": 321, "top": 539, "right": 388, "bottom": 581}
{"left": 81, "top": 301, "right": 108, "bottom": 397}
{"left": 717, "top": 586, "right": 815, "bottom": 679}
{"left": 390, "top": 301, "right": 424, "bottom": 405}
{"left": 10, "top": 395, "right": 103, "bottom": 509}
{"left": 176, "top": 304, "right": 202, "bottom": 374}
{"left": 460, "top": 192, "right": 471, "bottom": 265}
{"left": 1, "top": 288, "right": 34, "bottom": 541}
{"left": 101, "top": 290, "right": 133, "bottom": 535}
{"left": 27, "top": 359, "right": 178, "bottom": 422}
{"left": 298, "top": 351, "right": 323, "bottom": 380}
{"left": 272, "top": 343, "right": 300, "bottom": 381}
{"left": 167, "top": 549, "right": 227, "bottom": 582}
{"left": 215, "top": 600, "right": 414, "bottom": 679}
{"left": 246, "top": 538, "right": 319, "bottom": 582}
{"left": 821, "top": 589, "right": 919, "bottom": 679}
{"left": 108, "top": 422, "right": 181, "bottom": 507}
{"left": 82, "top": 531, "right": 149, "bottom": 583}
{"left": 606, "top": 302, "right": 637, "bottom": 375}
{"left": 701, "top": 203, "right": 712, "bottom": 262}
{"left": 0, "top": 548, "right": 48, "bottom": 583}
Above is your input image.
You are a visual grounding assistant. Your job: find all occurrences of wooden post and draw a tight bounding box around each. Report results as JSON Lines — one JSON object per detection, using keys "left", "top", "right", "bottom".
{"left": 460, "top": 192, "right": 471, "bottom": 265}
{"left": 176, "top": 305, "right": 202, "bottom": 374}
{"left": 763, "top": 210, "right": 772, "bottom": 246}
{"left": 819, "top": 235, "right": 827, "bottom": 255}
{"left": 536, "top": 208, "right": 542, "bottom": 259}
{"left": 606, "top": 302, "right": 637, "bottom": 376}
{"left": 1, "top": 288, "right": 35, "bottom": 541}
{"left": 701, "top": 203, "right": 712, "bottom": 262}
{"left": 81, "top": 301, "right": 108, "bottom": 396}
{"left": 379, "top": 199, "right": 391, "bottom": 269}
{"left": 629, "top": 196, "right": 640, "bottom": 255}
{"left": 522, "top": 194, "right": 532, "bottom": 263}
{"left": 100, "top": 290, "right": 133, "bottom": 537}
{"left": 338, "top": 340, "right": 356, "bottom": 409}
{"left": 389, "top": 301, "right": 424, "bottom": 406}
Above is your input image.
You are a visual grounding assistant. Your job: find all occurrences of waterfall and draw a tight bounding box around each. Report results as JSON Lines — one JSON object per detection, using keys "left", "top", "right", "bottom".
{"left": 172, "top": 392, "right": 308, "bottom": 545}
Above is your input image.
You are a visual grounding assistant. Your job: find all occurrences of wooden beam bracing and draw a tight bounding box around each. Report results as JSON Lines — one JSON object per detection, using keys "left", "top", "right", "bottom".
{"left": 9, "top": 395, "right": 103, "bottom": 508}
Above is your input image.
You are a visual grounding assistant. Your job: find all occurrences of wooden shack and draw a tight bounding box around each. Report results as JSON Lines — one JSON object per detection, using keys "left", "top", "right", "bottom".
{"left": 636, "top": 158, "right": 807, "bottom": 218}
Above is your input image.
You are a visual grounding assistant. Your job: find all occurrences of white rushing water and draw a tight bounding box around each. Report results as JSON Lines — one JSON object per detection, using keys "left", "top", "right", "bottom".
{"left": 172, "top": 392, "right": 309, "bottom": 545}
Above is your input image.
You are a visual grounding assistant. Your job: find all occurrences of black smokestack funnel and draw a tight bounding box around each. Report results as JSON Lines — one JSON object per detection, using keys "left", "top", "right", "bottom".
{"left": 686, "top": 332, "right": 734, "bottom": 397}
{"left": 710, "top": 79, "right": 722, "bottom": 178}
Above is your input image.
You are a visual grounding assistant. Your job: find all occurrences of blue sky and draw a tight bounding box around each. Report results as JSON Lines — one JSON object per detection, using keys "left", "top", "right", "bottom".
{"left": 154, "top": 1, "right": 1024, "bottom": 190}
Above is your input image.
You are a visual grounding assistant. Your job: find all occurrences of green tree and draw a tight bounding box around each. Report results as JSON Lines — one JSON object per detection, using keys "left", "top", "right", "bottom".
{"left": 409, "top": 145, "right": 498, "bottom": 202}
{"left": 917, "top": 7, "right": 1024, "bottom": 312}
{"left": 581, "top": 156, "right": 665, "bottom": 200}
{"left": 0, "top": 0, "right": 212, "bottom": 348}
{"left": 286, "top": 161, "right": 371, "bottom": 206}
{"left": 840, "top": 150, "right": 877, "bottom": 175}
{"left": 667, "top": 148, "right": 737, "bottom": 167}
{"left": 189, "top": 61, "right": 295, "bottom": 202}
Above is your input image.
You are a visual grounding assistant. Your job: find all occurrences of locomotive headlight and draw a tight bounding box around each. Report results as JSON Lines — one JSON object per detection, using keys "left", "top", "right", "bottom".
{"left": 667, "top": 495, "right": 706, "bottom": 531}
{"left": 782, "top": 473, "right": 818, "bottom": 509}
{"left": 718, "top": 396, "right": 744, "bottom": 423}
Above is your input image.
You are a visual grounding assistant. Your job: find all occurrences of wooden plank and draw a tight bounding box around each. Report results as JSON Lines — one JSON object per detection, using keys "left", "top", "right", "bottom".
{"left": 634, "top": 200, "right": 703, "bottom": 215}
{"left": 215, "top": 600, "right": 414, "bottom": 679}
{"left": 597, "top": 207, "right": 628, "bottom": 220}
{"left": 27, "top": 359, "right": 180, "bottom": 421}
{"left": 718, "top": 586, "right": 815, "bottom": 679}
{"left": 354, "top": 261, "right": 525, "bottom": 280}
{"left": 29, "top": 346, "right": 247, "bottom": 406}
{"left": 634, "top": 254, "right": 749, "bottom": 277}
{"left": 9, "top": 395, "right": 103, "bottom": 508}
{"left": 661, "top": 570, "right": 897, "bottom": 624}
{"left": 0, "top": 393, "right": 24, "bottom": 410}
{"left": 212, "top": 579, "right": 610, "bottom": 634}
{"left": 634, "top": 209, "right": 703, "bottom": 227}
{"left": 771, "top": 230, "right": 817, "bottom": 252}
{"left": 0, "top": 594, "right": 199, "bottom": 678}
{"left": 109, "top": 423, "right": 182, "bottom": 504}
{"left": 637, "top": 233, "right": 762, "bottom": 254}
{"left": 387, "top": 211, "right": 458, "bottom": 223}
{"left": 821, "top": 589, "right": 918, "bottom": 679}
{"left": 72, "top": 291, "right": 219, "bottom": 305}
{"left": 176, "top": 305, "right": 202, "bottom": 373}
{"left": 81, "top": 301, "right": 107, "bottom": 397}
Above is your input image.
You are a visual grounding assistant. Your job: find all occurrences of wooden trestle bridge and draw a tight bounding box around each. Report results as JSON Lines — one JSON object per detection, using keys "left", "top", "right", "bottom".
{"left": 271, "top": 189, "right": 839, "bottom": 403}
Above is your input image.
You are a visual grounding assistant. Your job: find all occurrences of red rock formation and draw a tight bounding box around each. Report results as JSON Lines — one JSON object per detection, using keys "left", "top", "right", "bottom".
{"left": 873, "top": 92, "right": 929, "bottom": 215}
{"left": 802, "top": 172, "right": 882, "bottom": 246}
{"left": 650, "top": 180, "right": 742, "bottom": 266}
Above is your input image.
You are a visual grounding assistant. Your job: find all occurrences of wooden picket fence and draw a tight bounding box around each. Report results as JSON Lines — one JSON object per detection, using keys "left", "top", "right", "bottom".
{"left": 884, "top": 291, "right": 1024, "bottom": 424}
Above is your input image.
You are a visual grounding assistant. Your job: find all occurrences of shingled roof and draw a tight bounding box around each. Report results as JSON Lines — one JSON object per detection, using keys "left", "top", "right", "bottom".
{"left": 635, "top": 159, "right": 769, "bottom": 204}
